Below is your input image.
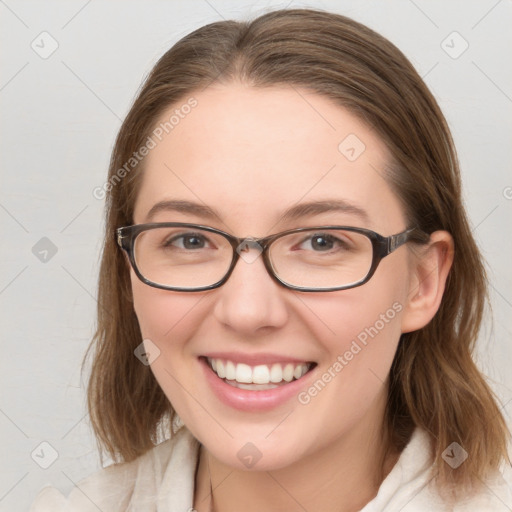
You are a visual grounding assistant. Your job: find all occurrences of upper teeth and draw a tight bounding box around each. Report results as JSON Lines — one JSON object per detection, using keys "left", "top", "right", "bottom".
{"left": 207, "top": 357, "right": 311, "bottom": 384}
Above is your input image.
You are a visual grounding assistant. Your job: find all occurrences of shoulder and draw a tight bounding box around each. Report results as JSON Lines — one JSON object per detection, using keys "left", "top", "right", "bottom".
{"left": 364, "top": 428, "right": 512, "bottom": 512}
{"left": 30, "top": 426, "right": 200, "bottom": 512}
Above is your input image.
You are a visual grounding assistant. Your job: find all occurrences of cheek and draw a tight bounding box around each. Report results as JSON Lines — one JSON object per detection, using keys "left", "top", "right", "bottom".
{"left": 130, "top": 273, "right": 208, "bottom": 410}
{"left": 297, "top": 257, "right": 408, "bottom": 407}
{"left": 131, "top": 271, "right": 196, "bottom": 343}
{"left": 291, "top": 293, "right": 404, "bottom": 452}
{"left": 304, "top": 252, "right": 406, "bottom": 354}
{"left": 303, "top": 288, "right": 404, "bottom": 386}
{"left": 131, "top": 271, "right": 204, "bottom": 355}
{"left": 333, "top": 297, "right": 403, "bottom": 381}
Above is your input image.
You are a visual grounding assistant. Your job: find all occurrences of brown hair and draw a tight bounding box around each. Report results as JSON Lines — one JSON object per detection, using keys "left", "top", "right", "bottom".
{"left": 85, "top": 7, "right": 509, "bottom": 498}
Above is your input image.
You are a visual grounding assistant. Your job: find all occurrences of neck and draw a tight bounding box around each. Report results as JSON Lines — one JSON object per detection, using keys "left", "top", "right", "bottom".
{"left": 193, "top": 388, "right": 397, "bottom": 512}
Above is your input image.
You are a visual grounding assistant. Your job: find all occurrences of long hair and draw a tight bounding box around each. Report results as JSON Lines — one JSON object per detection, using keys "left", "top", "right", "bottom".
{"left": 84, "top": 8, "right": 510, "bottom": 497}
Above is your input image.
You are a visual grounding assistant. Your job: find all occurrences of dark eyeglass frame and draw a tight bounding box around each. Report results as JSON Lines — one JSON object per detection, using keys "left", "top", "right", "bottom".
{"left": 116, "top": 222, "right": 430, "bottom": 293}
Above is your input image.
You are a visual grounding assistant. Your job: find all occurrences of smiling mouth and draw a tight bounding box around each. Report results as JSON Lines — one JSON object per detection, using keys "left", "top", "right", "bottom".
{"left": 200, "top": 356, "right": 317, "bottom": 390}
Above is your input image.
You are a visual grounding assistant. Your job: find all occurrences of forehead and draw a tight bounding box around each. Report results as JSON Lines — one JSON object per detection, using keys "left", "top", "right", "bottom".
{"left": 132, "top": 83, "right": 405, "bottom": 234}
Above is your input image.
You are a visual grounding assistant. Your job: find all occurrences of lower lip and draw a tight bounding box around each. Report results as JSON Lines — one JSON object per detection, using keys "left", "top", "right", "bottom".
{"left": 199, "top": 357, "right": 316, "bottom": 412}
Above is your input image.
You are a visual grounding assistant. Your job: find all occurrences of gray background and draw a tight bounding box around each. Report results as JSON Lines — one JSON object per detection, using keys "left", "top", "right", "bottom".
{"left": 1, "top": 0, "right": 511, "bottom": 510}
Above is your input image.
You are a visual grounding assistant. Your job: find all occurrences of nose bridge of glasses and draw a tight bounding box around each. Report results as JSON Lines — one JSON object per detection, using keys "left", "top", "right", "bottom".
{"left": 233, "top": 236, "right": 267, "bottom": 266}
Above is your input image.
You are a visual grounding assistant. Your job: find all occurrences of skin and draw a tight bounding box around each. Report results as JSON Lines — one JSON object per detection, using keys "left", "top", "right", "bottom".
{"left": 129, "top": 83, "right": 453, "bottom": 512}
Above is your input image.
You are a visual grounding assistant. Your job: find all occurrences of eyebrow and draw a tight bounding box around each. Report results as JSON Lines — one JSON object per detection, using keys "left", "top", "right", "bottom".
{"left": 145, "top": 198, "right": 370, "bottom": 224}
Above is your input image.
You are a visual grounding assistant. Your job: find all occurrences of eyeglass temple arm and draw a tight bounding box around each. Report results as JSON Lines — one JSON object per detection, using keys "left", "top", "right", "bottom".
{"left": 387, "top": 228, "right": 429, "bottom": 254}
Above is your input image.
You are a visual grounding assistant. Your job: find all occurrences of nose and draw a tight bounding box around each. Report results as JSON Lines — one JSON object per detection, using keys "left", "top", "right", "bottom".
{"left": 212, "top": 245, "right": 288, "bottom": 335}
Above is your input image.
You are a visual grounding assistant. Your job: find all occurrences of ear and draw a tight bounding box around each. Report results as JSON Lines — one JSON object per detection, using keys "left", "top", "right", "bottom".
{"left": 400, "top": 230, "right": 454, "bottom": 334}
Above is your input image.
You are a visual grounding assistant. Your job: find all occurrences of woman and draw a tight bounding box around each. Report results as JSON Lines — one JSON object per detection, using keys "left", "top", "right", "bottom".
{"left": 31, "top": 8, "right": 511, "bottom": 512}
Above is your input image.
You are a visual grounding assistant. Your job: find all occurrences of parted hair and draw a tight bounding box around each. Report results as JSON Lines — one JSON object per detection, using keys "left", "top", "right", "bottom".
{"left": 84, "top": 8, "right": 510, "bottom": 499}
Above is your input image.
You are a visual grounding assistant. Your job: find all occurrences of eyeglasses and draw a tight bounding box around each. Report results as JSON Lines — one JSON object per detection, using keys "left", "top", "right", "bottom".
{"left": 116, "top": 222, "right": 429, "bottom": 292}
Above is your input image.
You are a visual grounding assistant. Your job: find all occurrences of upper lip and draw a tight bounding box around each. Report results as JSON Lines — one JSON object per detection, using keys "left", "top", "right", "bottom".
{"left": 201, "top": 352, "right": 316, "bottom": 366}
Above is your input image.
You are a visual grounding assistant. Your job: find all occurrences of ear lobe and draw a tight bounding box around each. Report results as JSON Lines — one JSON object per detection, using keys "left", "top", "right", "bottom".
{"left": 400, "top": 230, "right": 454, "bottom": 334}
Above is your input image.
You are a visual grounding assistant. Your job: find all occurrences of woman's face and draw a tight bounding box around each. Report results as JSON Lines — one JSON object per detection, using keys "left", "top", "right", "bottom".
{"left": 130, "top": 83, "right": 414, "bottom": 470}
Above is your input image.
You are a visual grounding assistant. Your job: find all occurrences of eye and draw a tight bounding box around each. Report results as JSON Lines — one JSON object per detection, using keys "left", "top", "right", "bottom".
{"left": 164, "top": 232, "right": 212, "bottom": 250}
{"left": 297, "top": 232, "right": 350, "bottom": 252}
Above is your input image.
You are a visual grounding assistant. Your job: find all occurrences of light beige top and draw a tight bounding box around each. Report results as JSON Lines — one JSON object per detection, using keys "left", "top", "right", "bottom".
{"left": 30, "top": 426, "right": 512, "bottom": 511}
